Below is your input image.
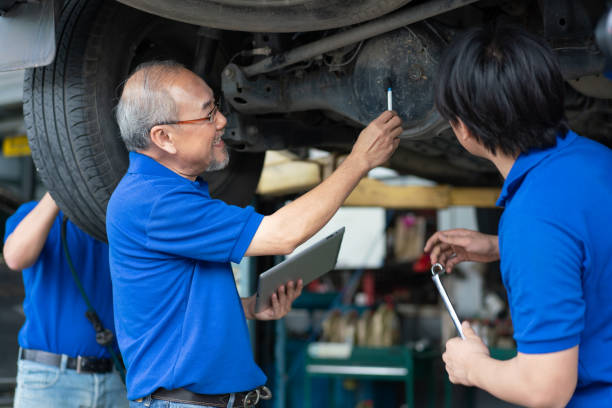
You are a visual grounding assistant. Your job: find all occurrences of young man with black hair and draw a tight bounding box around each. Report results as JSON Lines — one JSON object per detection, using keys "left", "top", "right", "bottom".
{"left": 425, "top": 25, "right": 612, "bottom": 407}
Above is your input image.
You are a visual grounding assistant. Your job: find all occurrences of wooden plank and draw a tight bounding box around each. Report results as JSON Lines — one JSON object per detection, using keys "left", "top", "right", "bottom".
{"left": 449, "top": 187, "right": 502, "bottom": 208}
{"left": 257, "top": 151, "right": 501, "bottom": 208}
{"left": 344, "top": 178, "right": 500, "bottom": 209}
{"left": 345, "top": 178, "right": 450, "bottom": 208}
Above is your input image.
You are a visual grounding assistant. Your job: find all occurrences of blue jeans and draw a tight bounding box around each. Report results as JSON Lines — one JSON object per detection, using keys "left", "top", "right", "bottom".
{"left": 14, "top": 357, "right": 128, "bottom": 408}
{"left": 129, "top": 396, "right": 219, "bottom": 408}
{"left": 129, "top": 393, "right": 241, "bottom": 408}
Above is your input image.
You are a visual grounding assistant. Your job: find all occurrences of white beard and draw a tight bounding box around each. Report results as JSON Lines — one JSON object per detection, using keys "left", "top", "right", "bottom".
{"left": 206, "top": 147, "right": 230, "bottom": 171}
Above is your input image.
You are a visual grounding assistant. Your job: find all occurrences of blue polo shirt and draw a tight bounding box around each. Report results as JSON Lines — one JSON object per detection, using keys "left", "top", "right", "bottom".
{"left": 4, "top": 203, "right": 114, "bottom": 358}
{"left": 497, "top": 130, "right": 612, "bottom": 406}
{"left": 107, "top": 152, "right": 266, "bottom": 400}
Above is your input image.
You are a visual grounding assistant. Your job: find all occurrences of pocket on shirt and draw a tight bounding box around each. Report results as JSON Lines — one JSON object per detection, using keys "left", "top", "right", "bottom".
{"left": 17, "top": 359, "right": 60, "bottom": 389}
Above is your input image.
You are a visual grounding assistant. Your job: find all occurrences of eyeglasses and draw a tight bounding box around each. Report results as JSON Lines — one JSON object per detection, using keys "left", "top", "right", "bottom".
{"left": 154, "top": 102, "right": 220, "bottom": 129}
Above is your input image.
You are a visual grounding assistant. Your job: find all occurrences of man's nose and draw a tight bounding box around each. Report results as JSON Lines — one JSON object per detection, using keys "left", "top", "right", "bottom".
{"left": 216, "top": 111, "right": 228, "bottom": 129}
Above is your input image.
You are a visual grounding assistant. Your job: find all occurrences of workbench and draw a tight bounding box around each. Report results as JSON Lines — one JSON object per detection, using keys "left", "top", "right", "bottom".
{"left": 304, "top": 345, "right": 439, "bottom": 408}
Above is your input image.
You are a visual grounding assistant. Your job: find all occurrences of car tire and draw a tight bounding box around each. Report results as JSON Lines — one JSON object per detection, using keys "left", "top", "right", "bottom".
{"left": 23, "top": 0, "right": 264, "bottom": 242}
{"left": 117, "top": 0, "right": 414, "bottom": 33}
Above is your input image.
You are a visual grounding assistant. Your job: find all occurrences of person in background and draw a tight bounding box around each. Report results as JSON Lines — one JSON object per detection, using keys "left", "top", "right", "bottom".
{"left": 4, "top": 192, "right": 126, "bottom": 407}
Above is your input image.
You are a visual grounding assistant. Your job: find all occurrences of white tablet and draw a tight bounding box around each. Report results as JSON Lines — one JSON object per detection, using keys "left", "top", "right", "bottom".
{"left": 254, "top": 227, "right": 345, "bottom": 312}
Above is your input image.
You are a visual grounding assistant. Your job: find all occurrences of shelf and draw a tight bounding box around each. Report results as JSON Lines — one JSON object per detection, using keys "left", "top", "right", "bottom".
{"left": 292, "top": 292, "right": 339, "bottom": 309}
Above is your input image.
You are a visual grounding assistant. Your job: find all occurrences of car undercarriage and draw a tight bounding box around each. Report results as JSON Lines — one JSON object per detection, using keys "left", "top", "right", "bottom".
{"left": 1, "top": 0, "right": 610, "bottom": 240}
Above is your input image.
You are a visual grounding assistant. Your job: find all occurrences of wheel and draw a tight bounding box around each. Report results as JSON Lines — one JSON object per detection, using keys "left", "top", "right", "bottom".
{"left": 23, "top": 0, "right": 264, "bottom": 241}
{"left": 117, "top": 0, "right": 413, "bottom": 33}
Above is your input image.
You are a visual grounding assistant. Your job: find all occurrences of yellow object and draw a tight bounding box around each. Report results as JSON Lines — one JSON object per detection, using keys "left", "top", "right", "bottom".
{"left": 345, "top": 178, "right": 501, "bottom": 209}
{"left": 3, "top": 135, "right": 31, "bottom": 157}
{"left": 257, "top": 150, "right": 501, "bottom": 208}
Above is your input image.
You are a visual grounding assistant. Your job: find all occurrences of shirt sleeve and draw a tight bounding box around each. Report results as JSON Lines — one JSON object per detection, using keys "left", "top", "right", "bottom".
{"left": 4, "top": 201, "right": 39, "bottom": 242}
{"left": 145, "top": 186, "right": 264, "bottom": 263}
{"left": 500, "top": 214, "right": 585, "bottom": 354}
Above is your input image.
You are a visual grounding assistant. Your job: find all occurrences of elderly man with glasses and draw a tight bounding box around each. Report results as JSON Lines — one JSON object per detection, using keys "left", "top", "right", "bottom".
{"left": 107, "top": 60, "right": 402, "bottom": 408}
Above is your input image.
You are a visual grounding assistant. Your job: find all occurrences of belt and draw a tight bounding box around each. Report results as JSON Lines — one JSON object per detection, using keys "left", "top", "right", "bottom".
{"left": 20, "top": 348, "right": 114, "bottom": 374}
{"left": 137, "top": 386, "right": 272, "bottom": 407}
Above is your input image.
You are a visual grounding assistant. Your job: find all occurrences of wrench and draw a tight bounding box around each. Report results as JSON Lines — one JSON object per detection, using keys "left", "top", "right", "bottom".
{"left": 431, "top": 263, "right": 465, "bottom": 340}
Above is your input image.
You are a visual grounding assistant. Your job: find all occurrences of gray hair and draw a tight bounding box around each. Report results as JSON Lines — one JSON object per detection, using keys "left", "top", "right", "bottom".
{"left": 115, "top": 61, "right": 185, "bottom": 151}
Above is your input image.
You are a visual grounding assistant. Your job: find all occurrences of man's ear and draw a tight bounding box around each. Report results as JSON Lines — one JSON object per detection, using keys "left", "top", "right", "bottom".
{"left": 453, "top": 119, "right": 474, "bottom": 143}
{"left": 150, "top": 125, "right": 177, "bottom": 154}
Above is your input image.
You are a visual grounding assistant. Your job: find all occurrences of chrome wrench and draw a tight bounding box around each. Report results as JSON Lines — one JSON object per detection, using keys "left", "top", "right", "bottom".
{"left": 431, "top": 263, "right": 465, "bottom": 340}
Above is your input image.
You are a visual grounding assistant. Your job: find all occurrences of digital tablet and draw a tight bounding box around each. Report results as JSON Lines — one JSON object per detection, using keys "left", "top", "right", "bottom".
{"left": 254, "top": 227, "right": 345, "bottom": 313}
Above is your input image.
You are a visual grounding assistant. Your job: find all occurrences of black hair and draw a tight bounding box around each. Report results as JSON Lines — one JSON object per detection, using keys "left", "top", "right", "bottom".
{"left": 435, "top": 24, "right": 568, "bottom": 156}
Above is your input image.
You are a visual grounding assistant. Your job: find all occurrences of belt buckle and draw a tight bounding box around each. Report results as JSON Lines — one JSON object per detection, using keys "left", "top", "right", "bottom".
{"left": 243, "top": 386, "right": 271, "bottom": 408}
{"left": 76, "top": 355, "right": 83, "bottom": 374}
{"left": 243, "top": 389, "right": 259, "bottom": 408}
